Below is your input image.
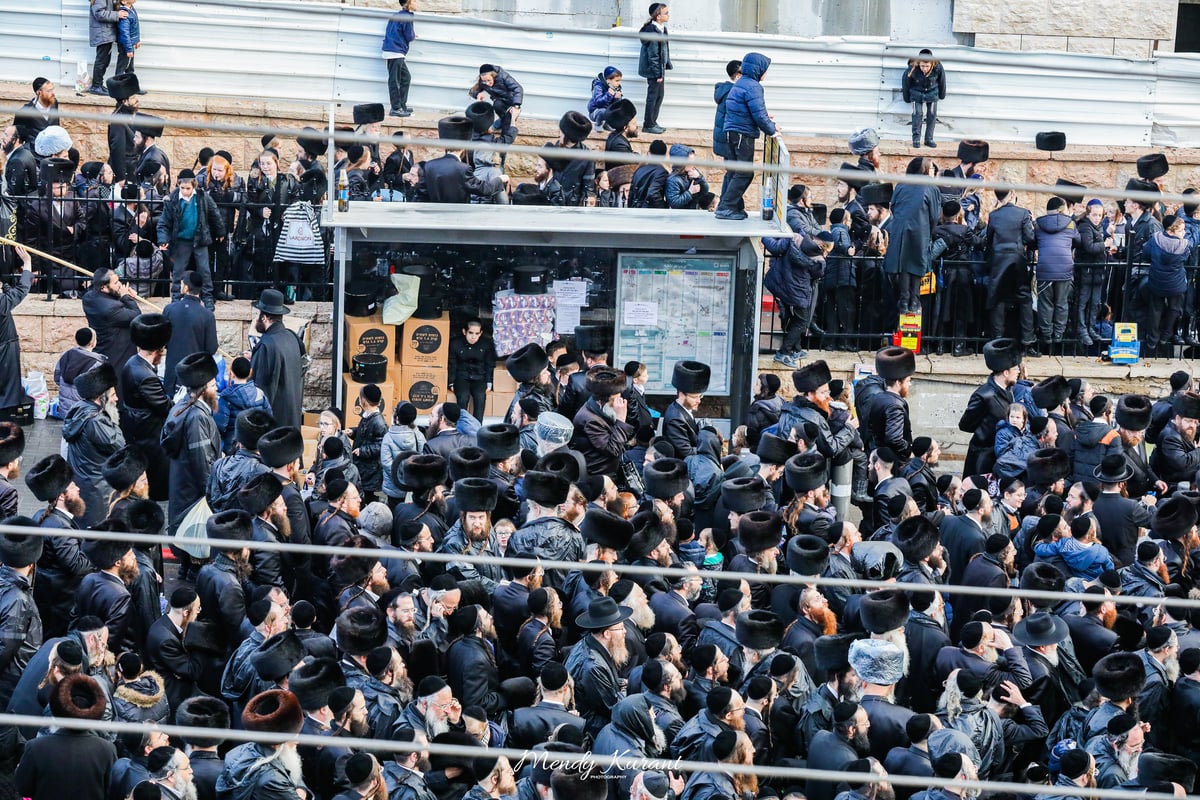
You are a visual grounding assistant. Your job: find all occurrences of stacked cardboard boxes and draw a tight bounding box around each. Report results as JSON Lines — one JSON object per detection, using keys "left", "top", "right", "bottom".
{"left": 395, "top": 314, "right": 451, "bottom": 413}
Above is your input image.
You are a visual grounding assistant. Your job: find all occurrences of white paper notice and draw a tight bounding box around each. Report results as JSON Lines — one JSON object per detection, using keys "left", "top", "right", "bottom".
{"left": 624, "top": 301, "right": 659, "bottom": 327}
{"left": 555, "top": 303, "right": 582, "bottom": 334}
{"left": 553, "top": 280, "right": 588, "bottom": 307}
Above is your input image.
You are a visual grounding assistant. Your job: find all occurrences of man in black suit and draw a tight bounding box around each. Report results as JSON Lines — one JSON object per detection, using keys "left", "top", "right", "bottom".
{"left": 421, "top": 116, "right": 506, "bottom": 203}
{"left": 145, "top": 587, "right": 205, "bottom": 714}
{"left": 649, "top": 563, "right": 701, "bottom": 656}
{"left": 13, "top": 77, "right": 59, "bottom": 143}
{"left": 939, "top": 487, "right": 991, "bottom": 584}
{"left": 663, "top": 361, "right": 708, "bottom": 458}
{"left": 162, "top": 272, "right": 218, "bottom": 398}
{"left": 984, "top": 190, "right": 1037, "bottom": 350}
{"left": 1064, "top": 586, "right": 1118, "bottom": 674}
{"left": 1092, "top": 454, "right": 1157, "bottom": 568}
{"left": 82, "top": 267, "right": 143, "bottom": 377}
{"left": 117, "top": 312, "right": 172, "bottom": 501}
{"left": 105, "top": 73, "right": 141, "bottom": 184}
{"left": 805, "top": 701, "right": 870, "bottom": 800}
{"left": 958, "top": 338, "right": 1021, "bottom": 474}
{"left": 509, "top": 663, "right": 584, "bottom": 748}
{"left": 2, "top": 126, "right": 38, "bottom": 197}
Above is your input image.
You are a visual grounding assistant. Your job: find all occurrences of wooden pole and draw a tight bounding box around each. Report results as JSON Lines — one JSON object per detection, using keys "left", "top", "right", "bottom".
{"left": 0, "top": 235, "right": 164, "bottom": 312}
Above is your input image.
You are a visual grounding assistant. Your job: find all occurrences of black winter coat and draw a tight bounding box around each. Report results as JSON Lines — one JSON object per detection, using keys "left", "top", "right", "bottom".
{"left": 564, "top": 632, "right": 624, "bottom": 739}
{"left": 863, "top": 694, "right": 915, "bottom": 762}
{"left": 195, "top": 556, "right": 245, "bottom": 654}
{"left": 15, "top": 729, "right": 116, "bottom": 800}
{"left": 1064, "top": 612, "right": 1118, "bottom": 675}
{"left": 62, "top": 400, "right": 125, "bottom": 528}
{"left": 959, "top": 376, "right": 1014, "bottom": 472}
{"left": 72, "top": 571, "right": 133, "bottom": 654}
{"left": 206, "top": 449, "right": 269, "bottom": 513}
{"left": 629, "top": 164, "right": 669, "bottom": 209}
{"left": 0, "top": 566, "right": 39, "bottom": 709}
{"left": 1093, "top": 491, "right": 1154, "bottom": 568}
{"left": 510, "top": 700, "right": 584, "bottom": 749}
{"left": 351, "top": 410, "right": 388, "bottom": 493}
{"left": 250, "top": 321, "right": 303, "bottom": 429}
{"left": 901, "top": 61, "right": 946, "bottom": 102}
{"left": 157, "top": 188, "right": 225, "bottom": 248}
{"left": 637, "top": 21, "right": 671, "bottom": 79}
{"left": 448, "top": 335, "right": 496, "bottom": 385}
{"left": 83, "top": 288, "right": 142, "bottom": 379}
{"left": 160, "top": 397, "right": 220, "bottom": 534}
{"left": 118, "top": 353, "right": 171, "bottom": 501}
{"left": 868, "top": 391, "right": 912, "bottom": 460}
{"left": 144, "top": 614, "right": 203, "bottom": 712}
{"left": 162, "top": 295, "right": 217, "bottom": 396}
{"left": 33, "top": 509, "right": 94, "bottom": 639}
{"left": 446, "top": 634, "right": 504, "bottom": 717}
{"left": 903, "top": 611, "right": 950, "bottom": 713}
{"left": 215, "top": 742, "right": 309, "bottom": 800}
{"left": 570, "top": 398, "right": 635, "bottom": 479}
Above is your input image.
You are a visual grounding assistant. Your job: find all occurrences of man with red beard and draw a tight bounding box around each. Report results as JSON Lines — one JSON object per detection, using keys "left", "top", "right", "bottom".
{"left": 566, "top": 596, "right": 632, "bottom": 739}
{"left": 72, "top": 533, "right": 138, "bottom": 654}
{"left": 26, "top": 455, "right": 95, "bottom": 639}
{"left": 1065, "top": 586, "right": 1119, "bottom": 674}
{"left": 160, "top": 353, "right": 221, "bottom": 540}
{"left": 783, "top": 587, "right": 839, "bottom": 680}
{"left": 438, "top": 478, "right": 504, "bottom": 592}
{"left": 777, "top": 360, "right": 858, "bottom": 469}
{"left": 237, "top": 472, "right": 290, "bottom": 594}
{"left": 868, "top": 346, "right": 915, "bottom": 461}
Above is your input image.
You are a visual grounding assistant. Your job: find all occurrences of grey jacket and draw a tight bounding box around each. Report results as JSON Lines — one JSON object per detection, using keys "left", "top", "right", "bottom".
{"left": 89, "top": 0, "right": 120, "bottom": 46}
{"left": 215, "top": 742, "right": 308, "bottom": 800}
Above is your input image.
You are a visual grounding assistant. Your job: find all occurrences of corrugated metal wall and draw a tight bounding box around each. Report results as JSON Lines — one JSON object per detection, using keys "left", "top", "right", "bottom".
{"left": 3, "top": 0, "right": 1197, "bottom": 148}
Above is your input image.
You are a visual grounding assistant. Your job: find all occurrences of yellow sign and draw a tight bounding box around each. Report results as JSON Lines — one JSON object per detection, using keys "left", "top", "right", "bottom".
{"left": 920, "top": 271, "right": 936, "bottom": 295}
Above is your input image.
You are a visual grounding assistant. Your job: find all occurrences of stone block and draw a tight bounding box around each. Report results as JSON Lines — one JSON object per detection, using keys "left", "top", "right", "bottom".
{"left": 16, "top": 317, "right": 42, "bottom": 355}
{"left": 1021, "top": 35, "right": 1069, "bottom": 52}
{"left": 1067, "top": 37, "right": 1115, "bottom": 55}
{"left": 1113, "top": 39, "right": 1154, "bottom": 59}
{"left": 972, "top": 34, "right": 1023, "bottom": 50}
{"left": 216, "top": 320, "right": 247, "bottom": 358}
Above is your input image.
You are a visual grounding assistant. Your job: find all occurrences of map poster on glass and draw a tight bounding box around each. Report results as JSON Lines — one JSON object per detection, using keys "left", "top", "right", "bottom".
{"left": 614, "top": 253, "right": 734, "bottom": 395}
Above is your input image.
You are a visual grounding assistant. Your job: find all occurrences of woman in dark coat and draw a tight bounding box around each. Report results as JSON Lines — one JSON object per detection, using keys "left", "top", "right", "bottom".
{"left": 0, "top": 247, "right": 32, "bottom": 409}
{"left": 883, "top": 157, "right": 944, "bottom": 316}
{"left": 238, "top": 150, "right": 298, "bottom": 298}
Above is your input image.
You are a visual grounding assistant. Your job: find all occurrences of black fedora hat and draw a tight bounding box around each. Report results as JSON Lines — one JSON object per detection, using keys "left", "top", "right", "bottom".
{"left": 575, "top": 596, "right": 632, "bottom": 631}
{"left": 254, "top": 289, "right": 291, "bottom": 316}
{"left": 1094, "top": 454, "right": 1134, "bottom": 484}
{"left": 1012, "top": 611, "right": 1069, "bottom": 647}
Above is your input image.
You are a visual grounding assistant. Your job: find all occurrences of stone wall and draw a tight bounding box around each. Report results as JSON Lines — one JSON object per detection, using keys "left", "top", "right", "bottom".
{"left": 954, "top": 0, "right": 1178, "bottom": 57}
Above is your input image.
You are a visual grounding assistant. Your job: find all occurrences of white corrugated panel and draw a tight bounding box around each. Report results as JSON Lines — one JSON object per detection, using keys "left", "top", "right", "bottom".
{"left": 1, "top": 0, "right": 1196, "bottom": 148}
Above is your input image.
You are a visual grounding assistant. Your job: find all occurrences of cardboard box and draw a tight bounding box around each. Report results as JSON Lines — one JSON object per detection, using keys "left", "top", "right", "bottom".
{"left": 487, "top": 391, "right": 515, "bottom": 421}
{"left": 344, "top": 313, "right": 394, "bottom": 371}
{"left": 341, "top": 374, "right": 394, "bottom": 427}
{"left": 302, "top": 412, "right": 322, "bottom": 428}
{"left": 397, "top": 365, "right": 449, "bottom": 412}
{"left": 301, "top": 425, "right": 319, "bottom": 468}
{"left": 491, "top": 362, "right": 519, "bottom": 393}
{"left": 400, "top": 313, "right": 451, "bottom": 368}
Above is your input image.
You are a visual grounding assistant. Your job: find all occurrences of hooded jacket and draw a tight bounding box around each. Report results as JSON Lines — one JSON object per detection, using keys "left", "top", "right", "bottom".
{"left": 589, "top": 74, "right": 621, "bottom": 114}
{"left": 713, "top": 80, "right": 735, "bottom": 157}
{"left": 206, "top": 448, "right": 270, "bottom": 513}
{"left": 1071, "top": 419, "right": 1122, "bottom": 484}
{"left": 113, "top": 671, "right": 169, "bottom": 724}
{"left": 215, "top": 742, "right": 309, "bottom": 800}
{"left": 938, "top": 698, "right": 1005, "bottom": 779}
{"left": 214, "top": 382, "right": 274, "bottom": 454}
{"left": 1145, "top": 231, "right": 1193, "bottom": 297}
{"left": 763, "top": 236, "right": 825, "bottom": 308}
{"left": 594, "top": 695, "right": 660, "bottom": 795}
{"left": 1033, "top": 212, "right": 1079, "bottom": 282}
{"left": 468, "top": 66, "right": 523, "bottom": 108}
{"left": 160, "top": 396, "right": 221, "bottom": 533}
{"left": 723, "top": 53, "right": 776, "bottom": 138}
{"left": 62, "top": 399, "right": 124, "bottom": 527}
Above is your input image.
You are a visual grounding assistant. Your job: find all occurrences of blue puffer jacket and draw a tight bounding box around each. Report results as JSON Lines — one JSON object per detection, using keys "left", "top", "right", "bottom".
{"left": 1184, "top": 216, "right": 1200, "bottom": 266}
{"left": 382, "top": 10, "right": 415, "bottom": 55}
{"left": 117, "top": 6, "right": 140, "bottom": 53}
{"left": 712, "top": 80, "right": 735, "bottom": 157}
{"left": 722, "top": 53, "right": 776, "bottom": 138}
{"left": 1034, "top": 212, "right": 1079, "bottom": 281}
{"left": 763, "top": 236, "right": 825, "bottom": 308}
{"left": 1145, "top": 230, "right": 1193, "bottom": 297}
{"left": 588, "top": 75, "right": 620, "bottom": 114}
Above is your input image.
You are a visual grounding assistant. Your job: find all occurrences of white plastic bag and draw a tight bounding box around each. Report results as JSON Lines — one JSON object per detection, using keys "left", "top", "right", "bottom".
{"left": 22, "top": 372, "right": 49, "bottom": 420}
{"left": 175, "top": 498, "right": 213, "bottom": 559}
{"left": 76, "top": 60, "right": 89, "bottom": 94}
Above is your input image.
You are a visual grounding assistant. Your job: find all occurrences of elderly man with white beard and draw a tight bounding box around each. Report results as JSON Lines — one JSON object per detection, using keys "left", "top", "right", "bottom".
{"left": 1088, "top": 712, "right": 1143, "bottom": 788}
{"left": 849, "top": 638, "right": 914, "bottom": 763}
{"left": 565, "top": 596, "right": 632, "bottom": 739}
{"left": 611, "top": 579, "right": 653, "bottom": 678}
{"left": 148, "top": 746, "right": 200, "bottom": 800}
{"left": 397, "top": 676, "right": 463, "bottom": 739}
{"left": 936, "top": 669, "right": 1005, "bottom": 780}
{"left": 934, "top": 620, "right": 1032, "bottom": 694}
{"left": 1137, "top": 625, "right": 1179, "bottom": 748}
{"left": 910, "top": 752, "right": 981, "bottom": 800}
{"left": 728, "top": 510, "right": 782, "bottom": 609}
{"left": 216, "top": 689, "right": 310, "bottom": 800}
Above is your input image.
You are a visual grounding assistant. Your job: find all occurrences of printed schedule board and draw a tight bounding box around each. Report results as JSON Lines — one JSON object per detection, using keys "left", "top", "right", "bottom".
{"left": 614, "top": 253, "right": 735, "bottom": 395}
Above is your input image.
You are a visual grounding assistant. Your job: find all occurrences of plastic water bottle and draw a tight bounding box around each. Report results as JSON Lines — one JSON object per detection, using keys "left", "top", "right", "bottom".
{"left": 337, "top": 169, "right": 349, "bottom": 212}
{"left": 761, "top": 194, "right": 774, "bottom": 222}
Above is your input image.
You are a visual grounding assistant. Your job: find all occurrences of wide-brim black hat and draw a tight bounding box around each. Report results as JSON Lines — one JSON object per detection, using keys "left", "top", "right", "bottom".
{"left": 238, "top": 472, "right": 284, "bottom": 516}
{"left": 721, "top": 476, "right": 771, "bottom": 514}
{"left": 130, "top": 313, "right": 172, "bottom": 351}
{"left": 1012, "top": 612, "right": 1069, "bottom": 647}
{"left": 814, "top": 632, "right": 863, "bottom": 671}
{"left": 288, "top": 657, "right": 346, "bottom": 711}
{"left": 860, "top": 588, "right": 911, "bottom": 634}
{"left": 477, "top": 423, "right": 520, "bottom": 461}
{"left": 859, "top": 182, "right": 893, "bottom": 206}
{"left": 534, "top": 448, "right": 587, "bottom": 484}
{"left": 1137, "top": 753, "right": 1196, "bottom": 793}
{"left": 894, "top": 515, "right": 940, "bottom": 563}
{"left": 254, "top": 289, "right": 291, "bottom": 316}
{"left": 336, "top": 606, "right": 388, "bottom": 656}
{"left": 643, "top": 458, "right": 690, "bottom": 499}
{"left": 573, "top": 325, "right": 612, "bottom": 354}
{"left": 235, "top": 409, "right": 277, "bottom": 451}
{"left": 671, "top": 361, "right": 711, "bottom": 394}
{"left": 0, "top": 531, "right": 42, "bottom": 568}
{"left": 785, "top": 452, "right": 827, "bottom": 493}
{"left": 1093, "top": 453, "right": 1134, "bottom": 484}
{"left": 353, "top": 103, "right": 385, "bottom": 125}
{"left": 242, "top": 689, "right": 304, "bottom": 735}
{"left": 506, "top": 343, "right": 549, "bottom": 384}
{"left": 1136, "top": 153, "right": 1169, "bottom": 181}
{"left": 792, "top": 360, "right": 832, "bottom": 394}
{"left": 736, "top": 609, "right": 784, "bottom": 650}
{"left": 403, "top": 454, "right": 448, "bottom": 492}
{"left": 83, "top": 538, "right": 132, "bottom": 570}
{"left": 258, "top": 427, "right": 304, "bottom": 469}
{"left": 177, "top": 353, "right": 218, "bottom": 389}
{"left": 1092, "top": 651, "right": 1146, "bottom": 700}
{"left": 875, "top": 346, "right": 915, "bottom": 383}
{"left": 983, "top": 338, "right": 1022, "bottom": 373}
{"left": 523, "top": 470, "right": 571, "bottom": 508}
{"left": 1026, "top": 447, "right": 1070, "bottom": 486}
{"left": 1035, "top": 131, "right": 1066, "bottom": 151}
{"left": 585, "top": 366, "right": 627, "bottom": 398}
{"left": 206, "top": 509, "right": 254, "bottom": 543}
{"left": 559, "top": 110, "right": 593, "bottom": 142}
{"left": 956, "top": 139, "right": 989, "bottom": 164}
{"left": 0, "top": 422, "right": 23, "bottom": 467}
{"left": 122, "top": 499, "right": 164, "bottom": 537}
{"left": 25, "top": 455, "right": 72, "bottom": 503}
{"left": 787, "top": 534, "right": 830, "bottom": 575}
{"left": 449, "top": 446, "right": 491, "bottom": 480}
{"left": 252, "top": 630, "right": 305, "bottom": 682}
{"left": 575, "top": 596, "right": 632, "bottom": 630}
{"left": 101, "top": 446, "right": 146, "bottom": 492}
{"left": 737, "top": 510, "right": 781, "bottom": 554}
{"left": 176, "top": 696, "right": 231, "bottom": 747}
{"left": 606, "top": 98, "right": 637, "bottom": 131}
{"left": 1152, "top": 495, "right": 1197, "bottom": 540}
{"left": 465, "top": 101, "right": 496, "bottom": 134}
{"left": 132, "top": 115, "right": 165, "bottom": 139}
{"left": 756, "top": 433, "right": 796, "bottom": 466}
{"left": 74, "top": 363, "right": 117, "bottom": 401}
{"left": 453, "top": 477, "right": 498, "bottom": 513}
{"left": 1115, "top": 394, "right": 1152, "bottom": 431}
{"left": 581, "top": 508, "right": 634, "bottom": 550}
{"left": 438, "top": 115, "right": 474, "bottom": 142}
{"left": 106, "top": 72, "right": 140, "bottom": 101}
{"left": 1031, "top": 376, "right": 1070, "bottom": 411}
{"left": 1174, "top": 390, "right": 1200, "bottom": 420}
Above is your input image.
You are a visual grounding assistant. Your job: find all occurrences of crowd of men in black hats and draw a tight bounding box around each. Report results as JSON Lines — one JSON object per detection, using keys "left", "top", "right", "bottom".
{"left": 0, "top": 313, "right": 1198, "bottom": 800}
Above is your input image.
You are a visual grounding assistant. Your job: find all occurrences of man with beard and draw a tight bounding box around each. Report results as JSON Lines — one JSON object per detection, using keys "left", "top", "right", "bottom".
{"left": 61, "top": 364, "right": 125, "bottom": 529}
{"left": 778, "top": 361, "right": 859, "bottom": 472}
{"left": 671, "top": 683, "right": 745, "bottom": 762}
{"left": 849, "top": 638, "right": 913, "bottom": 762}
{"left": 681, "top": 643, "right": 729, "bottom": 720}
{"left": 516, "top": 587, "right": 562, "bottom": 680}
{"left": 216, "top": 690, "right": 308, "bottom": 800}
{"left": 610, "top": 580, "right": 650, "bottom": 678}
{"left": 71, "top": 536, "right": 138, "bottom": 655}
{"left": 903, "top": 591, "right": 950, "bottom": 714}
{"left": 639, "top": 659, "right": 686, "bottom": 743}
{"left": 730, "top": 510, "right": 782, "bottom": 610}
{"left": 509, "top": 471, "right": 583, "bottom": 590}
{"left": 132, "top": 115, "right": 170, "bottom": 181}
{"left": 896, "top": 516, "right": 948, "bottom": 588}
{"left": 256, "top": 426, "right": 312, "bottom": 597}
{"left": 1138, "top": 626, "right": 1178, "bottom": 747}
{"left": 1014, "top": 611, "right": 1073, "bottom": 729}
{"left": 393, "top": 454, "right": 450, "bottom": 543}
{"left": 382, "top": 728, "right": 436, "bottom": 800}
{"left": 912, "top": 752, "right": 980, "bottom": 800}
{"left": 438, "top": 478, "right": 504, "bottom": 593}
{"left": 290, "top": 657, "right": 349, "bottom": 787}
{"left": 384, "top": 591, "right": 420, "bottom": 656}
{"left": 2, "top": 125, "right": 38, "bottom": 197}
{"left": 1034, "top": 748, "right": 1095, "bottom": 800}
{"left": 939, "top": 488, "right": 991, "bottom": 585}
{"left": 144, "top": 588, "right": 204, "bottom": 714}
{"left": 696, "top": 589, "right": 748, "bottom": 664}
{"left": 208, "top": 409, "right": 273, "bottom": 513}
{"left": 333, "top": 753, "right": 389, "bottom": 800}
{"left": 222, "top": 594, "right": 291, "bottom": 716}
{"left": 160, "top": 352, "right": 221, "bottom": 537}
{"left": 115, "top": 312, "right": 170, "bottom": 501}
{"left": 594, "top": 694, "right": 666, "bottom": 797}
{"left": 783, "top": 588, "right": 838, "bottom": 680}
{"left": 807, "top": 702, "right": 871, "bottom": 800}
{"left": 359, "top": 645, "right": 414, "bottom": 741}
{"left": 649, "top": 562, "right": 701, "bottom": 656}
{"left": 952, "top": 535, "right": 1015, "bottom": 639}
{"left": 237, "top": 472, "right": 289, "bottom": 593}
{"left": 474, "top": 423, "right": 521, "bottom": 520}
{"left": 798, "top": 634, "right": 861, "bottom": 756}
{"left": 248, "top": 290, "right": 303, "bottom": 429}
{"left": 26, "top": 455, "right": 95, "bottom": 639}
{"left": 1093, "top": 713, "right": 1144, "bottom": 788}
{"left": 823, "top": 522, "right": 862, "bottom": 618}
{"left": 149, "top": 747, "right": 200, "bottom": 800}
{"left": 1082, "top": 652, "right": 1147, "bottom": 746}
{"left": 461, "top": 753, "right": 517, "bottom": 800}
{"left": 421, "top": 404, "right": 473, "bottom": 462}
{"left": 566, "top": 596, "right": 632, "bottom": 739}
{"left": 936, "top": 621, "right": 1032, "bottom": 695}
{"left": 195, "top": 510, "right": 254, "bottom": 655}
{"left": 1150, "top": 390, "right": 1200, "bottom": 486}
{"left": 312, "top": 688, "right": 374, "bottom": 800}
{"left": 336, "top": 605, "right": 388, "bottom": 692}
{"left": 397, "top": 675, "right": 462, "bottom": 739}
{"left": 0, "top": 528, "right": 43, "bottom": 710}
{"left": 330, "top": 537, "right": 390, "bottom": 614}
{"left": 902, "top": 438, "right": 941, "bottom": 514}
{"left": 569, "top": 365, "right": 636, "bottom": 479}
{"left": 958, "top": 338, "right": 1021, "bottom": 475}
{"left": 1065, "top": 587, "right": 1119, "bottom": 674}
{"left": 869, "top": 347, "right": 916, "bottom": 461}
{"left": 663, "top": 361, "right": 708, "bottom": 458}
{"left": 446, "top": 605, "right": 506, "bottom": 717}
{"left": 314, "top": 476, "right": 363, "bottom": 574}
{"left": 0, "top": 423, "right": 23, "bottom": 519}
{"left": 105, "top": 73, "right": 140, "bottom": 183}
{"left": 504, "top": 344, "right": 556, "bottom": 426}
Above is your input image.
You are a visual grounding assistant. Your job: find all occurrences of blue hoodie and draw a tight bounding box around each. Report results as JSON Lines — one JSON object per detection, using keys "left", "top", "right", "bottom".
{"left": 722, "top": 53, "right": 776, "bottom": 138}
{"left": 382, "top": 9, "right": 415, "bottom": 55}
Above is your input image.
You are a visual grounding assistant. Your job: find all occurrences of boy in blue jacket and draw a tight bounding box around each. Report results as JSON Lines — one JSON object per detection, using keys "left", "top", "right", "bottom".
{"left": 214, "top": 357, "right": 274, "bottom": 454}
{"left": 116, "top": 0, "right": 140, "bottom": 76}
{"left": 715, "top": 52, "right": 780, "bottom": 220}
{"left": 1033, "top": 196, "right": 1080, "bottom": 347}
{"left": 382, "top": 0, "right": 417, "bottom": 117}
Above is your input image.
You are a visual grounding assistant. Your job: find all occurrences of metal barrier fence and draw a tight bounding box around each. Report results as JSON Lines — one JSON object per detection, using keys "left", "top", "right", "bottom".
{"left": 760, "top": 254, "right": 1200, "bottom": 358}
